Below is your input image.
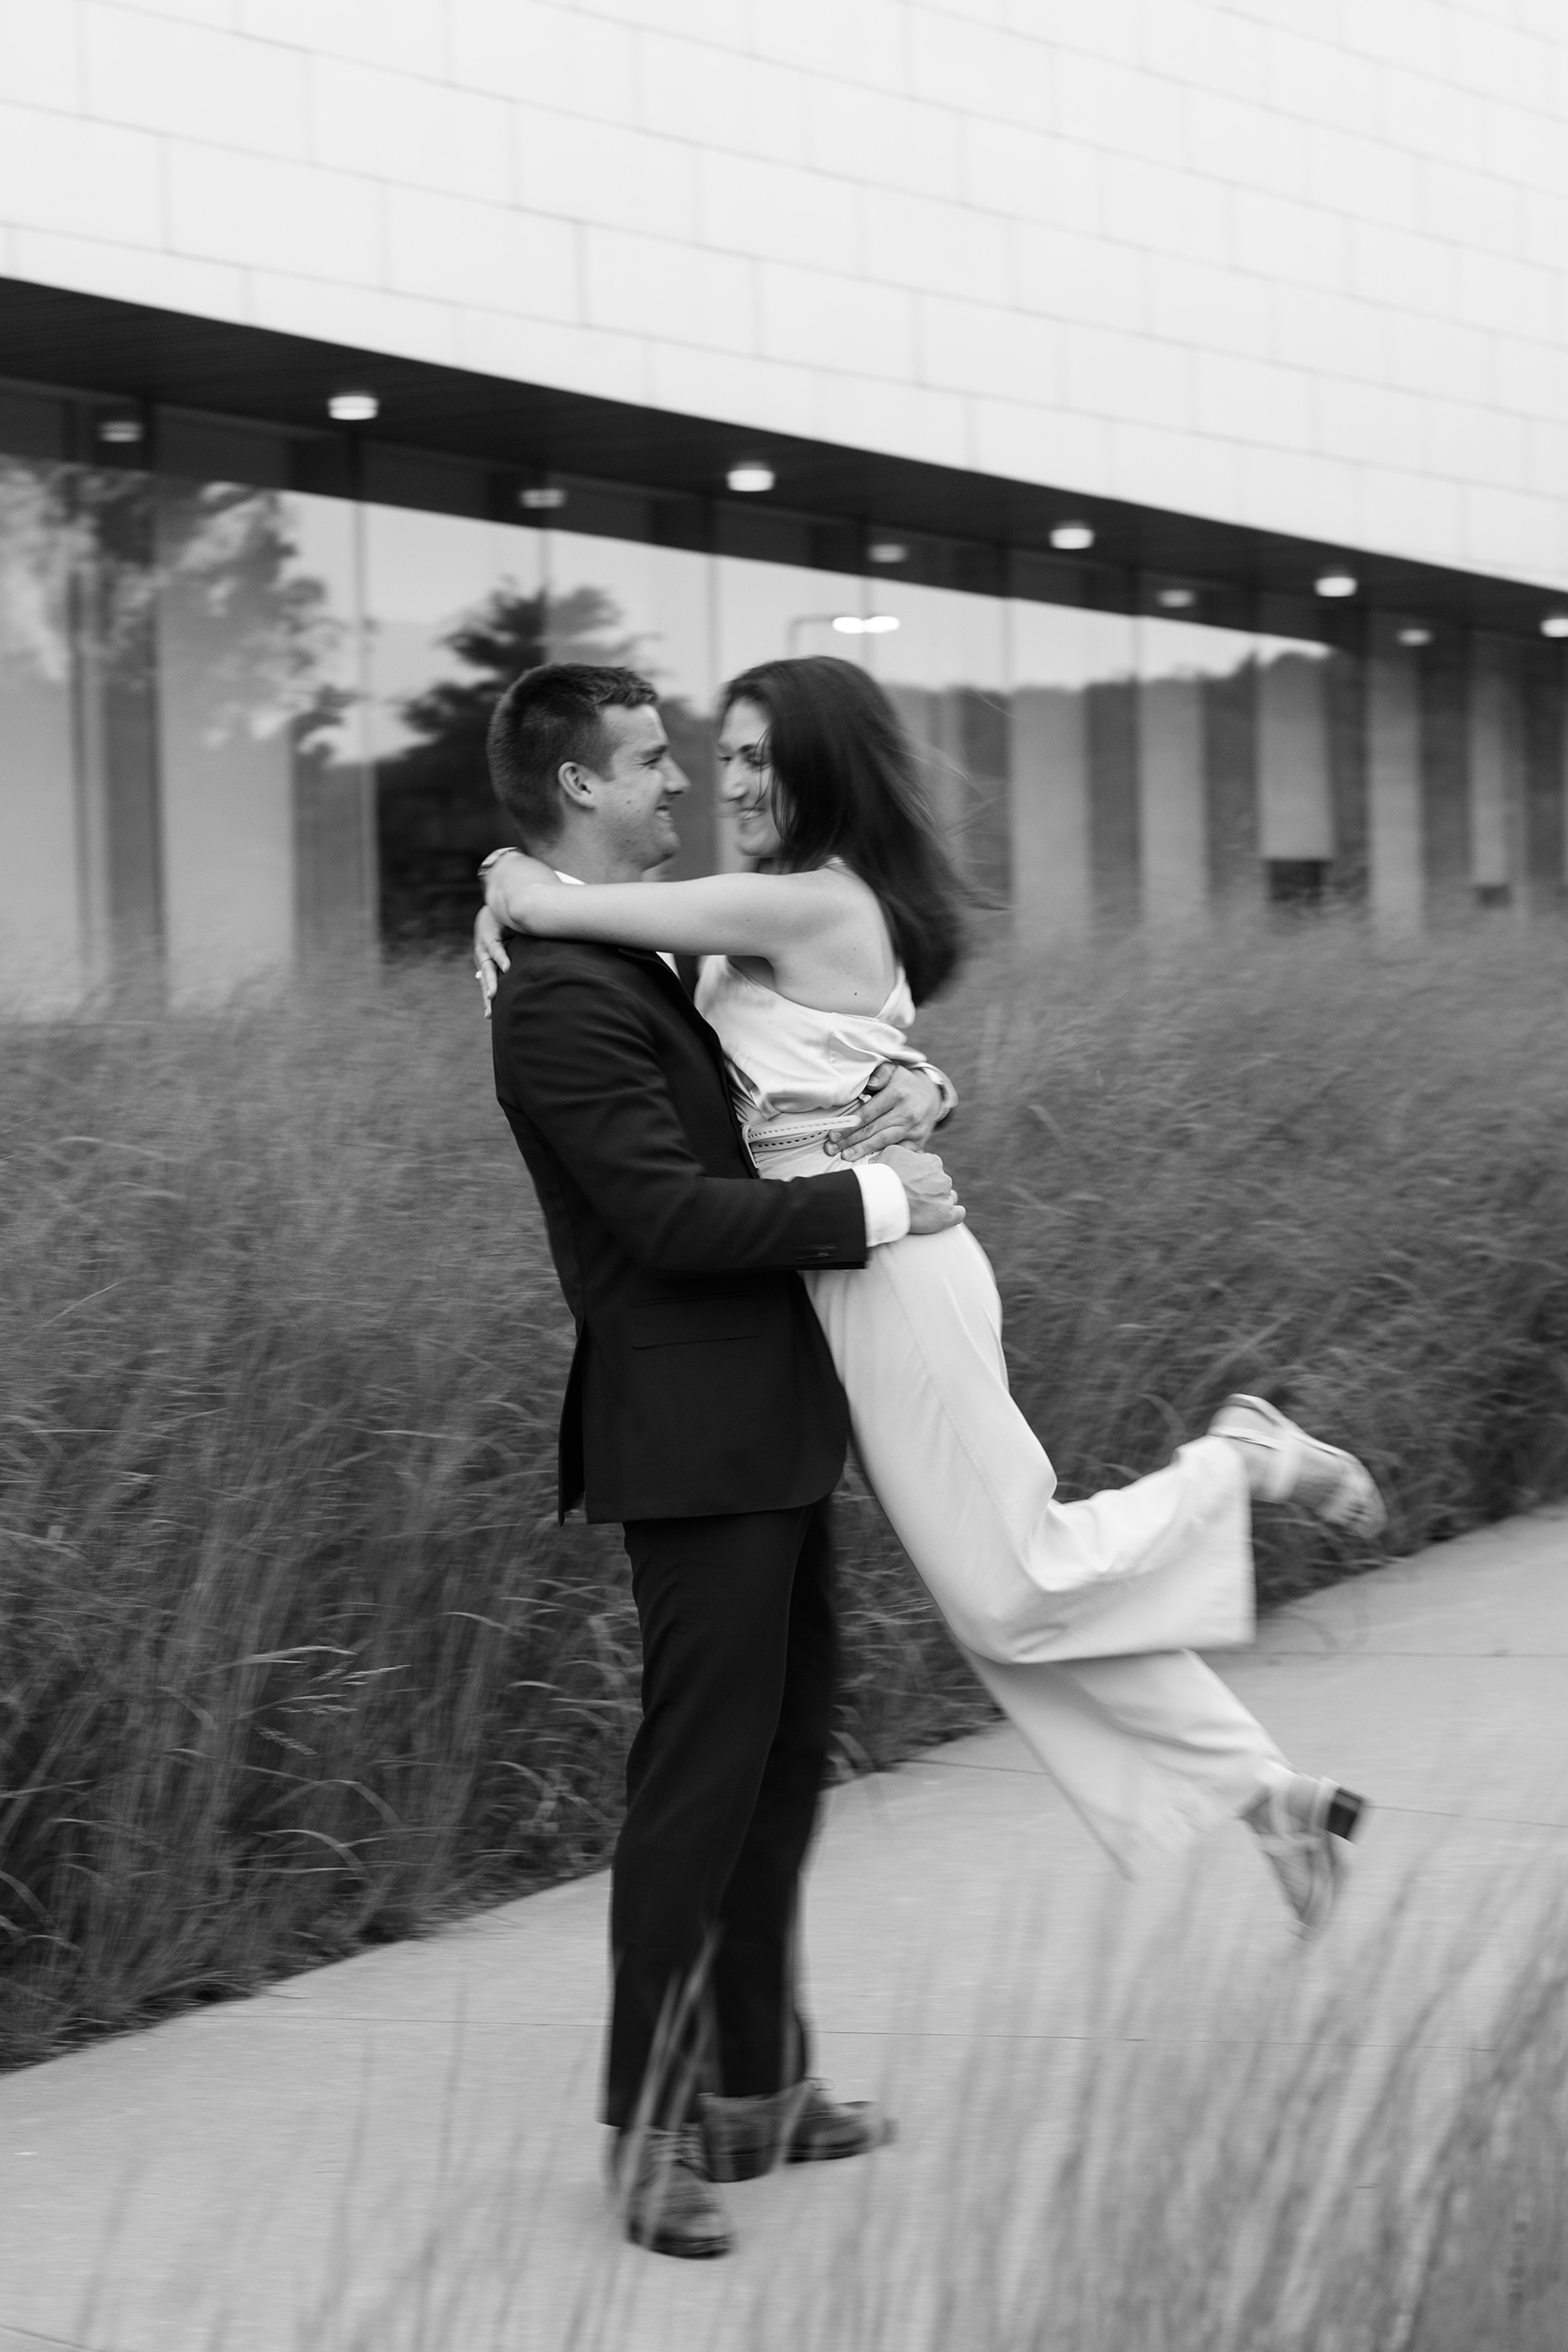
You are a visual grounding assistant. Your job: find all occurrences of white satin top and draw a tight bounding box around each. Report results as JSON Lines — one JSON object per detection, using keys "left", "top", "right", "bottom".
{"left": 694, "top": 954, "right": 925, "bottom": 1150}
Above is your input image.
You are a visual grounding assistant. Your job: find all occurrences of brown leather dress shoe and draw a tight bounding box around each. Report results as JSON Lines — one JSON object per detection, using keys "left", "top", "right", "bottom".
{"left": 700, "top": 2078, "right": 896, "bottom": 2182}
{"left": 610, "top": 2123, "right": 732, "bottom": 2259}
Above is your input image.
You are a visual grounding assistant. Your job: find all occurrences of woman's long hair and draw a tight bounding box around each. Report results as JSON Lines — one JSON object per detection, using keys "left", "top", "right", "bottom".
{"left": 719, "top": 656, "right": 966, "bottom": 1003}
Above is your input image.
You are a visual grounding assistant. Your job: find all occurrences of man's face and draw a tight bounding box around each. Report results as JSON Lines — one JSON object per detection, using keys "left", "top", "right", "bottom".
{"left": 585, "top": 704, "right": 689, "bottom": 871}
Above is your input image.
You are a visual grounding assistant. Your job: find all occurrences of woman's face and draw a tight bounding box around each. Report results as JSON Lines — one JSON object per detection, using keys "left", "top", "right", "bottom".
{"left": 717, "top": 695, "right": 784, "bottom": 865}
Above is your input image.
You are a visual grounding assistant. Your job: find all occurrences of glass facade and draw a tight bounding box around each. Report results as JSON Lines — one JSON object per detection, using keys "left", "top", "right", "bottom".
{"left": 2, "top": 383, "right": 1565, "bottom": 1015}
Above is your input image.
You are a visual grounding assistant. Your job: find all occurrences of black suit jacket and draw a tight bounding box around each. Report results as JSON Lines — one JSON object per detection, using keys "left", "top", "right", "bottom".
{"left": 491, "top": 936, "right": 867, "bottom": 1523}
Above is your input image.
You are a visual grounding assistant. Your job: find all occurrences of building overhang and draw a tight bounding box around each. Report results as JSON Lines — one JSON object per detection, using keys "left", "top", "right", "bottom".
{"left": 0, "top": 272, "right": 1562, "bottom": 648}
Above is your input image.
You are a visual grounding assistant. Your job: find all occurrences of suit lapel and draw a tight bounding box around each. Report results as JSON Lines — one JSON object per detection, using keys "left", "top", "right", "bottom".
{"left": 611, "top": 946, "right": 758, "bottom": 1175}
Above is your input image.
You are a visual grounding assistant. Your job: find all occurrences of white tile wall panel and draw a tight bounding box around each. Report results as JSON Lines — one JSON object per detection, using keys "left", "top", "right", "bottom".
{"left": 384, "top": 186, "right": 578, "bottom": 320}
{"left": 1231, "top": 190, "right": 1348, "bottom": 294}
{"left": 584, "top": 228, "right": 754, "bottom": 352}
{"left": 1383, "top": 310, "right": 1492, "bottom": 412}
{"left": 454, "top": 307, "right": 647, "bottom": 405}
{"left": 512, "top": 109, "right": 698, "bottom": 244}
{"left": 1492, "top": 336, "right": 1568, "bottom": 425}
{"left": 1305, "top": 128, "right": 1421, "bottom": 234}
{"left": 82, "top": 5, "right": 309, "bottom": 155}
{"left": 807, "top": 80, "right": 963, "bottom": 200}
{"left": 10, "top": 228, "right": 248, "bottom": 321}
{"left": 1342, "top": 0, "right": 1450, "bottom": 72}
{"left": 1428, "top": 396, "right": 1531, "bottom": 494}
{"left": 1013, "top": 0, "right": 1139, "bottom": 67}
{"left": 1464, "top": 482, "right": 1560, "bottom": 576}
{"left": 1361, "top": 465, "right": 1464, "bottom": 564}
{"left": 973, "top": 395, "right": 1111, "bottom": 487}
{"left": 1015, "top": 226, "right": 1146, "bottom": 338}
{"left": 959, "top": 122, "right": 1100, "bottom": 233}
{"left": 1420, "top": 158, "right": 1527, "bottom": 259}
{"left": 1316, "top": 378, "right": 1430, "bottom": 473}
{"left": 645, "top": 342, "right": 818, "bottom": 440}
{"left": 639, "top": 34, "right": 809, "bottom": 166}
{"left": 1347, "top": 221, "right": 1456, "bottom": 318}
{"left": 810, "top": 369, "right": 970, "bottom": 469}
{"left": 1101, "top": 158, "right": 1230, "bottom": 266}
{"left": 166, "top": 145, "right": 378, "bottom": 280}
{"left": 1, "top": 0, "right": 1567, "bottom": 586}
{"left": 1455, "top": 246, "right": 1554, "bottom": 342}
{"left": 1237, "top": 446, "right": 1363, "bottom": 548}
{"left": 907, "top": 12, "right": 1053, "bottom": 133}
{"left": 1066, "top": 326, "right": 1194, "bottom": 432}
{"left": 1267, "top": 26, "right": 1384, "bottom": 137}
{"left": 236, "top": 0, "right": 444, "bottom": 78}
{"left": 449, "top": 2, "right": 638, "bottom": 120}
{"left": 1114, "top": 417, "right": 1242, "bottom": 516}
{"left": 1382, "top": 67, "right": 1492, "bottom": 174}
{"left": 1522, "top": 187, "right": 1568, "bottom": 274}
{"left": 575, "top": 0, "right": 745, "bottom": 42}
{"left": 0, "top": 103, "right": 164, "bottom": 246}
{"left": 1185, "top": 90, "right": 1310, "bottom": 206}
{"left": 1150, "top": 256, "right": 1273, "bottom": 362}
{"left": 1193, "top": 350, "right": 1313, "bottom": 451}
{"left": 866, "top": 188, "right": 1010, "bottom": 307}
{"left": 1141, "top": 2, "right": 1270, "bottom": 105}
{"left": 0, "top": 0, "right": 83, "bottom": 111}
{"left": 918, "top": 294, "right": 1062, "bottom": 403}
{"left": 700, "top": 153, "right": 862, "bottom": 272}
{"left": 1447, "top": 8, "right": 1553, "bottom": 105}
{"left": 309, "top": 58, "right": 512, "bottom": 203}
{"left": 759, "top": 261, "right": 916, "bottom": 380}
{"left": 752, "top": 0, "right": 910, "bottom": 92}
{"left": 249, "top": 271, "right": 459, "bottom": 363}
{"left": 135, "top": 2, "right": 239, "bottom": 28}
{"left": 1528, "top": 421, "right": 1568, "bottom": 501}
{"left": 1054, "top": 54, "right": 1186, "bottom": 170}
{"left": 1271, "top": 287, "right": 1387, "bottom": 387}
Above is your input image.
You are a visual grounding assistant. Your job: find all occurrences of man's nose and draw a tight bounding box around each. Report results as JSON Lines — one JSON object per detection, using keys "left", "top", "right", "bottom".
{"left": 663, "top": 759, "right": 691, "bottom": 798}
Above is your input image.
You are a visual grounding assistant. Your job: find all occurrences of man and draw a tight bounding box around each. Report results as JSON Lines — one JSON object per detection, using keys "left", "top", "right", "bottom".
{"left": 481, "top": 663, "right": 959, "bottom": 2258}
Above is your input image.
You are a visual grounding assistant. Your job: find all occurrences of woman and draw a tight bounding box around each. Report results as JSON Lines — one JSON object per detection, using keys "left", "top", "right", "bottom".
{"left": 474, "top": 657, "right": 1384, "bottom": 1935}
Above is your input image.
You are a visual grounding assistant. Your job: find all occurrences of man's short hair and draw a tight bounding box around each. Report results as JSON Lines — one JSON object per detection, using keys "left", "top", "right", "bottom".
{"left": 487, "top": 663, "right": 658, "bottom": 846}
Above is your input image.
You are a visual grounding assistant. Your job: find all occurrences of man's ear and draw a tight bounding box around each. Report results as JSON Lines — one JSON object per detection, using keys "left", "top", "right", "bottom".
{"left": 557, "top": 761, "right": 599, "bottom": 812}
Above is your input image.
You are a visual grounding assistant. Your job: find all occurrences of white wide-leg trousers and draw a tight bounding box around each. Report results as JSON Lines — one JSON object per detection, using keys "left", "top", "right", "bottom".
{"left": 800, "top": 1218, "right": 1287, "bottom": 1878}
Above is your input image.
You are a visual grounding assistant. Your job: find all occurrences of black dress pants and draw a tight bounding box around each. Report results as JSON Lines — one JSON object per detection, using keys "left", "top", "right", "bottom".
{"left": 604, "top": 1497, "right": 836, "bottom": 2133}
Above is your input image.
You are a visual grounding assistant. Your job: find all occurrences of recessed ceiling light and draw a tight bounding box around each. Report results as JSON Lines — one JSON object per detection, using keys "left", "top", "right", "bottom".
{"left": 1050, "top": 521, "right": 1096, "bottom": 551}
{"left": 868, "top": 541, "right": 908, "bottom": 564}
{"left": 1315, "top": 569, "right": 1358, "bottom": 598}
{"left": 520, "top": 485, "right": 567, "bottom": 510}
{"left": 1541, "top": 612, "right": 1568, "bottom": 639}
{"left": 1155, "top": 585, "right": 1196, "bottom": 610}
{"left": 97, "top": 416, "right": 143, "bottom": 446}
{"left": 1396, "top": 626, "right": 1433, "bottom": 647}
{"left": 727, "top": 458, "right": 775, "bottom": 494}
{"left": 328, "top": 391, "right": 379, "bottom": 422}
{"left": 832, "top": 613, "right": 900, "bottom": 635}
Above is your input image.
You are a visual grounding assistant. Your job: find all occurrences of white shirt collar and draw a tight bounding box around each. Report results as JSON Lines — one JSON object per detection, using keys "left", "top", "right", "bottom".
{"left": 554, "top": 870, "right": 675, "bottom": 972}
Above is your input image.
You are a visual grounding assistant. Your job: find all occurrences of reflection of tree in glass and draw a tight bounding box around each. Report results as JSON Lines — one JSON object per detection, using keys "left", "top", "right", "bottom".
{"left": 0, "top": 459, "right": 84, "bottom": 684}
{"left": 157, "top": 482, "right": 346, "bottom": 753}
{"left": 376, "top": 581, "right": 715, "bottom": 946}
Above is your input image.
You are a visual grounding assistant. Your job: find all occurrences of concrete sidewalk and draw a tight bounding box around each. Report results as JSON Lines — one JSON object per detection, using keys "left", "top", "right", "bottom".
{"left": 3, "top": 1510, "right": 1566, "bottom": 2351}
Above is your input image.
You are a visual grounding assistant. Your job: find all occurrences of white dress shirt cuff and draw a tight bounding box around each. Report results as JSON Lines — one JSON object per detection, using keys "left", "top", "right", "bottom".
{"left": 851, "top": 1160, "right": 911, "bottom": 1248}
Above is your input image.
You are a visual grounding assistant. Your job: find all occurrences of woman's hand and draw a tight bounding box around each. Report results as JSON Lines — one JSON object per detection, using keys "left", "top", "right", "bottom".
{"left": 473, "top": 904, "right": 509, "bottom": 1019}
{"left": 471, "top": 850, "right": 561, "bottom": 1019}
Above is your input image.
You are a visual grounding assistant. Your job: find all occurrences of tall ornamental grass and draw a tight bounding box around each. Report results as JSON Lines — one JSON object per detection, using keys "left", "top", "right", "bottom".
{"left": 2, "top": 918, "right": 1567, "bottom": 2067}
